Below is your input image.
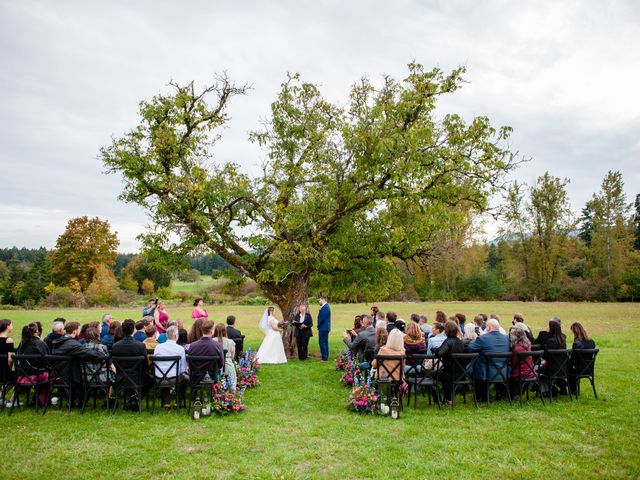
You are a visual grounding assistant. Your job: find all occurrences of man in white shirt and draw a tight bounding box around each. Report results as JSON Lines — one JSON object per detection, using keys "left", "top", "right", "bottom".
{"left": 153, "top": 326, "right": 188, "bottom": 408}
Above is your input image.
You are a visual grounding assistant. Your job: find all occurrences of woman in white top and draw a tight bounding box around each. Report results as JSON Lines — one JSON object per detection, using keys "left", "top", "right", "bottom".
{"left": 256, "top": 307, "right": 287, "bottom": 364}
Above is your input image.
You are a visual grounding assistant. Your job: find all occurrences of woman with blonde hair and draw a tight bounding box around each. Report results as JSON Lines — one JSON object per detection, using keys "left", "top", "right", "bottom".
{"left": 462, "top": 323, "right": 478, "bottom": 350}
{"left": 404, "top": 321, "right": 427, "bottom": 356}
{"left": 372, "top": 329, "right": 405, "bottom": 381}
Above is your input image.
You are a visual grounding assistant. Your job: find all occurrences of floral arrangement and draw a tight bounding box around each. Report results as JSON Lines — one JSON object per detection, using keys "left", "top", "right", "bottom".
{"left": 335, "top": 350, "right": 350, "bottom": 371}
{"left": 212, "top": 376, "right": 245, "bottom": 414}
{"left": 347, "top": 377, "right": 379, "bottom": 414}
{"left": 277, "top": 320, "right": 288, "bottom": 329}
{"left": 237, "top": 349, "right": 261, "bottom": 388}
{"left": 339, "top": 351, "right": 364, "bottom": 387}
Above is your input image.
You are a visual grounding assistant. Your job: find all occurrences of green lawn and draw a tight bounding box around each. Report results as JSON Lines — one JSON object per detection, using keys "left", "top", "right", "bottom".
{"left": 1, "top": 302, "right": 639, "bottom": 479}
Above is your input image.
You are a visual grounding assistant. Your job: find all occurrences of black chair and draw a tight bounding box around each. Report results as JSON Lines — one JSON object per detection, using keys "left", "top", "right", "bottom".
{"left": 110, "top": 356, "right": 148, "bottom": 415}
{"left": 187, "top": 355, "right": 222, "bottom": 414}
{"left": 150, "top": 355, "right": 183, "bottom": 414}
{"left": 449, "top": 353, "right": 479, "bottom": 410}
{"left": 374, "top": 355, "right": 405, "bottom": 408}
{"left": 530, "top": 344, "right": 542, "bottom": 351}
{"left": 80, "top": 356, "right": 113, "bottom": 413}
{"left": 10, "top": 354, "right": 49, "bottom": 415}
{"left": 0, "top": 353, "right": 15, "bottom": 411}
{"left": 43, "top": 355, "right": 75, "bottom": 414}
{"left": 571, "top": 348, "right": 599, "bottom": 399}
{"left": 540, "top": 349, "right": 573, "bottom": 402}
{"left": 404, "top": 354, "right": 441, "bottom": 409}
{"left": 515, "top": 350, "right": 545, "bottom": 406}
{"left": 483, "top": 352, "right": 512, "bottom": 406}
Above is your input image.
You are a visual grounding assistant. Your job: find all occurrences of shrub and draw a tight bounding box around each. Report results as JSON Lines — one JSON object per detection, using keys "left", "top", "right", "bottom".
{"left": 45, "top": 286, "right": 85, "bottom": 308}
{"left": 177, "top": 268, "right": 201, "bottom": 282}
{"left": 156, "top": 286, "right": 174, "bottom": 300}
{"left": 140, "top": 278, "right": 155, "bottom": 295}
{"left": 239, "top": 295, "right": 270, "bottom": 305}
{"left": 85, "top": 264, "right": 121, "bottom": 306}
{"left": 174, "top": 291, "right": 190, "bottom": 303}
{"left": 455, "top": 271, "right": 504, "bottom": 301}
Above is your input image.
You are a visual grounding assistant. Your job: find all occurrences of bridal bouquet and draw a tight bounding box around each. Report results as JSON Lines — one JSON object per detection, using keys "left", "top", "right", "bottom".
{"left": 212, "top": 377, "right": 245, "bottom": 414}
{"left": 347, "top": 378, "right": 379, "bottom": 415}
{"left": 277, "top": 320, "right": 288, "bottom": 329}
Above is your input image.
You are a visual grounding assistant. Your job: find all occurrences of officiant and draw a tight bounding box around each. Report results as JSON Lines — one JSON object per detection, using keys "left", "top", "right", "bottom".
{"left": 293, "top": 304, "right": 313, "bottom": 360}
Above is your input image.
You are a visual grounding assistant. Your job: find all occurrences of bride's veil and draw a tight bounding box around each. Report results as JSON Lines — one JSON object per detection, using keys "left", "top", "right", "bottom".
{"left": 258, "top": 308, "right": 270, "bottom": 334}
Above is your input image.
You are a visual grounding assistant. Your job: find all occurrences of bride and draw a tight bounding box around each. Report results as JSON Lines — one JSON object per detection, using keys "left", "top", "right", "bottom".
{"left": 255, "top": 307, "right": 287, "bottom": 364}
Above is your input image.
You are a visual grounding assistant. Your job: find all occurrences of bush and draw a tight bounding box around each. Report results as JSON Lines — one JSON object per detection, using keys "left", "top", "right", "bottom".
{"left": 45, "top": 286, "right": 85, "bottom": 308}
{"left": 140, "top": 278, "right": 155, "bottom": 295}
{"left": 174, "top": 291, "right": 190, "bottom": 303}
{"left": 85, "top": 264, "right": 122, "bottom": 306}
{"left": 239, "top": 295, "right": 270, "bottom": 305}
{"left": 156, "top": 286, "right": 174, "bottom": 300}
{"left": 177, "top": 268, "right": 201, "bottom": 282}
{"left": 455, "top": 271, "right": 504, "bottom": 301}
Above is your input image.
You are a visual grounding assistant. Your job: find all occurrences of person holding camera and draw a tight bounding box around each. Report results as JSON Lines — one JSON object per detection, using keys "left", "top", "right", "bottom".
{"left": 342, "top": 315, "right": 376, "bottom": 360}
{"left": 142, "top": 298, "right": 157, "bottom": 318}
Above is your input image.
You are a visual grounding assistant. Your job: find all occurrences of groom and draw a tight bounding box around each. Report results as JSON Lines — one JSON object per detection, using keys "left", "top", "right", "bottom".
{"left": 293, "top": 304, "right": 313, "bottom": 360}
{"left": 317, "top": 295, "right": 331, "bottom": 362}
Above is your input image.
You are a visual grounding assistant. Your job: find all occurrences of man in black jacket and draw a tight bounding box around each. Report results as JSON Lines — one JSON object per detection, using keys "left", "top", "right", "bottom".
{"left": 51, "top": 321, "right": 106, "bottom": 405}
{"left": 45, "top": 320, "right": 65, "bottom": 350}
{"left": 226, "top": 315, "right": 244, "bottom": 360}
{"left": 293, "top": 305, "right": 313, "bottom": 360}
{"left": 112, "top": 319, "right": 150, "bottom": 405}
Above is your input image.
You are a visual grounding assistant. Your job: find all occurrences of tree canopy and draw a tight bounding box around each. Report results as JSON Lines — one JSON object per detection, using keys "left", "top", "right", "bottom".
{"left": 101, "top": 64, "right": 518, "bottom": 320}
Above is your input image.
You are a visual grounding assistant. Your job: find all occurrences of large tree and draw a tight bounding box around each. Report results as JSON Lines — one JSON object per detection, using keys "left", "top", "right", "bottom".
{"left": 101, "top": 64, "right": 518, "bottom": 332}
{"left": 49, "top": 216, "right": 119, "bottom": 290}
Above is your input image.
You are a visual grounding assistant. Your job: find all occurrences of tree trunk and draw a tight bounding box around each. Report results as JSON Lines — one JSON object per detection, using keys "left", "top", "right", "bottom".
{"left": 270, "top": 272, "right": 310, "bottom": 359}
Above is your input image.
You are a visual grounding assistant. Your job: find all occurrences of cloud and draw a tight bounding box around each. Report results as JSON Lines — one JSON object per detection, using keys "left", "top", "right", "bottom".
{"left": 0, "top": 0, "right": 638, "bottom": 250}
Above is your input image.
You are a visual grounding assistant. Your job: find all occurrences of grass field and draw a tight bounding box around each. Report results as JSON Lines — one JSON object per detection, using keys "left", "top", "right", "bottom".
{"left": 1, "top": 301, "right": 639, "bottom": 479}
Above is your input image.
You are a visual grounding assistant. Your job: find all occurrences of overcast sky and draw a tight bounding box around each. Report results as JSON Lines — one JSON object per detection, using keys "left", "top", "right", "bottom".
{"left": 1, "top": 0, "right": 638, "bottom": 252}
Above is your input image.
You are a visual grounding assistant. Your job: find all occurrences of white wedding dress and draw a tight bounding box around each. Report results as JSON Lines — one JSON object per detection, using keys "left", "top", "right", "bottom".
{"left": 256, "top": 311, "right": 287, "bottom": 364}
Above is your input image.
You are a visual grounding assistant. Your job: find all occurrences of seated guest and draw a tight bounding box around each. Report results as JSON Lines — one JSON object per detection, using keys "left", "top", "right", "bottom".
{"left": 455, "top": 313, "right": 466, "bottom": 333}
{"left": 175, "top": 318, "right": 189, "bottom": 346}
{"left": 100, "top": 314, "right": 112, "bottom": 340}
{"left": 386, "top": 312, "right": 398, "bottom": 333}
{"left": 374, "top": 328, "right": 388, "bottom": 357}
{"left": 410, "top": 314, "right": 420, "bottom": 325}
{"left": 509, "top": 327, "right": 534, "bottom": 394}
{"left": 45, "top": 321, "right": 65, "bottom": 350}
{"left": 449, "top": 316, "right": 463, "bottom": 338}
{"left": 78, "top": 321, "right": 99, "bottom": 344}
{"left": 435, "top": 310, "right": 447, "bottom": 325}
{"left": 188, "top": 320, "right": 225, "bottom": 379}
{"left": 82, "top": 326, "right": 114, "bottom": 384}
{"left": 467, "top": 318, "right": 510, "bottom": 398}
{"left": 157, "top": 321, "right": 176, "bottom": 344}
{"left": 153, "top": 325, "right": 188, "bottom": 407}
{"left": 134, "top": 321, "right": 147, "bottom": 342}
{"left": 348, "top": 316, "right": 363, "bottom": 340}
{"left": 462, "top": 323, "right": 478, "bottom": 349}
{"left": 473, "top": 315, "right": 485, "bottom": 336}
{"left": 490, "top": 314, "right": 507, "bottom": 334}
{"left": 404, "top": 321, "right": 427, "bottom": 356}
{"left": 426, "top": 323, "right": 446, "bottom": 355}
{"left": 0, "top": 319, "right": 16, "bottom": 386}
{"left": 226, "top": 315, "right": 244, "bottom": 357}
{"left": 539, "top": 320, "right": 567, "bottom": 395}
{"left": 434, "top": 320, "right": 465, "bottom": 403}
{"left": 535, "top": 316, "right": 561, "bottom": 347}
{"left": 112, "top": 319, "right": 149, "bottom": 403}
{"left": 214, "top": 323, "right": 237, "bottom": 389}
{"left": 16, "top": 323, "right": 50, "bottom": 406}
{"left": 51, "top": 321, "right": 106, "bottom": 402}
{"left": 188, "top": 318, "right": 205, "bottom": 345}
{"left": 512, "top": 314, "right": 534, "bottom": 343}
{"left": 101, "top": 321, "right": 122, "bottom": 350}
{"left": 342, "top": 315, "right": 376, "bottom": 359}
{"left": 394, "top": 319, "right": 406, "bottom": 333}
{"left": 570, "top": 322, "right": 595, "bottom": 350}
{"left": 143, "top": 324, "right": 159, "bottom": 351}
{"left": 418, "top": 315, "right": 430, "bottom": 336}
{"left": 372, "top": 329, "right": 405, "bottom": 381}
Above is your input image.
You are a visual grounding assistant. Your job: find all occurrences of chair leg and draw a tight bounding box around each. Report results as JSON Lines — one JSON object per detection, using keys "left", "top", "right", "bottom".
{"left": 505, "top": 383, "right": 512, "bottom": 405}
{"left": 591, "top": 378, "right": 597, "bottom": 399}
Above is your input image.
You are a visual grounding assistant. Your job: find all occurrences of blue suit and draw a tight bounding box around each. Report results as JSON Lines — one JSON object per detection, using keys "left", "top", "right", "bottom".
{"left": 467, "top": 331, "right": 510, "bottom": 381}
{"left": 317, "top": 303, "right": 331, "bottom": 361}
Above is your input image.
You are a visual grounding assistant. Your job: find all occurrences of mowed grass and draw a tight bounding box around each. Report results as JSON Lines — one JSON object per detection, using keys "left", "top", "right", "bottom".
{"left": 1, "top": 302, "right": 639, "bottom": 480}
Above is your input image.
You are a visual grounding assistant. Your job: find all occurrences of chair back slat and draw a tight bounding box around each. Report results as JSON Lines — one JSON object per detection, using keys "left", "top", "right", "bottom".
{"left": 151, "top": 356, "right": 181, "bottom": 383}
{"left": 572, "top": 349, "right": 598, "bottom": 378}
{"left": 375, "top": 355, "right": 404, "bottom": 383}
{"left": 484, "top": 352, "right": 511, "bottom": 383}
{"left": 111, "top": 356, "right": 147, "bottom": 388}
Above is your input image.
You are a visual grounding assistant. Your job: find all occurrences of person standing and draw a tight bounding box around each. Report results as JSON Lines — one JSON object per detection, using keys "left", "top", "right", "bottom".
{"left": 293, "top": 304, "right": 313, "bottom": 361}
{"left": 317, "top": 296, "right": 331, "bottom": 362}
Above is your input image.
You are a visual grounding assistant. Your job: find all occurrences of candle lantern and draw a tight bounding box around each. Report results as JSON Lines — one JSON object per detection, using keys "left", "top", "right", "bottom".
{"left": 390, "top": 397, "right": 400, "bottom": 420}
{"left": 202, "top": 401, "right": 212, "bottom": 417}
{"left": 192, "top": 398, "right": 202, "bottom": 420}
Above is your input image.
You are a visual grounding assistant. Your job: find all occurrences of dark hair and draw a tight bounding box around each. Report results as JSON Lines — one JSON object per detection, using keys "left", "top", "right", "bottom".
{"left": 353, "top": 316, "right": 363, "bottom": 330}
{"left": 435, "top": 311, "right": 447, "bottom": 324}
{"left": 548, "top": 320, "right": 566, "bottom": 348}
{"left": 513, "top": 314, "right": 524, "bottom": 323}
{"left": 455, "top": 313, "right": 466, "bottom": 324}
{"left": 135, "top": 321, "right": 145, "bottom": 331}
{"left": 386, "top": 311, "right": 397, "bottom": 323}
{"left": 570, "top": 322, "right": 591, "bottom": 342}
{"left": 376, "top": 328, "right": 388, "bottom": 348}
{"left": 394, "top": 319, "right": 406, "bottom": 333}
{"left": 226, "top": 315, "right": 236, "bottom": 326}
{"left": 444, "top": 320, "right": 459, "bottom": 338}
{"left": 433, "top": 322, "right": 445, "bottom": 333}
{"left": 64, "top": 321, "right": 80, "bottom": 335}
{"left": 21, "top": 323, "right": 37, "bottom": 348}
{"left": 201, "top": 320, "right": 214, "bottom": 335}
{"left": 122, "top": 319, "right": 135, "bottom": 337}
{"left": 480, "top": 313, "right": 488, "bottom": 322}
{"left": 0, "top": 318, "right": 11, "bottom": 334}
{"left": 108, "top": 321, "right": 121, "bottom": 336}
{"left": 53, "top": 317, "right": 66, "bottom": 325}
{"left": 85, "top": 327, "right": 100, "bottom": 344}
{"left": 371, "top": 306, "right": 379, "bottom": 315}
{"left": 473, "top": 315, "right": 484, "bottom": 327}
{"left": 410, "top": 314, "right": 420, "bottom": 323}
{"left": 35, "top": 321, "right": 43, "bottom": 337}
{"left": 189, "top": 318, "right": 205, "bottom": 343}
{"left": 193, "top": 297, "right": 202, "bottom": 307}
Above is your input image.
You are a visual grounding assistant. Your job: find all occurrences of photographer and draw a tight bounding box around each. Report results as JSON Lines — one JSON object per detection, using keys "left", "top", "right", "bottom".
{"left": 342, "top": 315, "right": 376, "bottom": 359}
{"left": 142, "top": 298, "right": 157, "bottom": 318}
